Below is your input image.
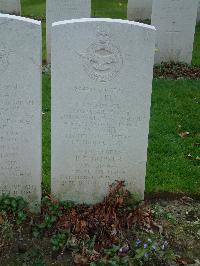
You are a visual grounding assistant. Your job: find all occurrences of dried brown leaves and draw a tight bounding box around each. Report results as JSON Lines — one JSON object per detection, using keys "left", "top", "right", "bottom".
{"left": 56, "top": 181, "right": 153, "bottom": 248}
{"left": 154, "top": 62, "right": 200, "bottom": 80}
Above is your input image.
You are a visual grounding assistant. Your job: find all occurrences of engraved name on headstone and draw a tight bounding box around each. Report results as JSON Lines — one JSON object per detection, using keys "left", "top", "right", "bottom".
{"left": 0, "top": 0, "right": 21, "bottom": 15}
{"left": 127, "top": 0, "right": 152, "bottom": 21}
{"left": 51, "top": 18, "right": 155, "bottom": 204}
{"left": 46, "top": 0, "right": 91, "bottom": 63}
{"left": 151, "top": 0, "right": 198, "bottom": 64}
{"left": 0, "top": 14, "right": 41, "bottom": 211}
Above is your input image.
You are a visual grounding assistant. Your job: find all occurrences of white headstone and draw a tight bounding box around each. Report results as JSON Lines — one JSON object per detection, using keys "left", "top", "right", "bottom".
{"left": 127, "top": 0, "right": 152, "bottom": 21}
{"left": 46, "top": 0, "right": 91, "bottom": 63}
{"left": 0, "top": 0, "right": 21, "bottom": 15}
{"left": 51, "top": 18, "right": 155, "bottom": 204}
{"left": 151, "top": 0, "right": 198, "bottom": 64}
{"left": 0, "top": 14, "right": 41, "bottom": 211}
{"left": 197, "top": 1, "right": 200, "bottom": 22}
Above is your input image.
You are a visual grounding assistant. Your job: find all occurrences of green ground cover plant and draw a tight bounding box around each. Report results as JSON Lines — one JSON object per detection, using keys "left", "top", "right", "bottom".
{"left": 0, "top": 183, "right": 200, "bottom": 265}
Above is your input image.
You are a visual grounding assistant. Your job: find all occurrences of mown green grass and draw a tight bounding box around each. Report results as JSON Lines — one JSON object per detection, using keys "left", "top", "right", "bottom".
{"left": 193, "top": 23, "right": 200, "bottom": 65}
{"left": 42, "top": 75, "right": 51, "bottom": 190}
{"left": 146, "top": 80, "right": 200, "bottom": 194}
{"left": 42, "top": 75, "right": 200, "bottom": 195}
{"left": 92, "top": 0, "right": 127, "bottom": 18}
{"left": 42, "top": 23, "right": 46, "bottom": 62}
{"left": 21, "top": 0, "right": 45, "bottom": 18}
{"left": 21, "top": 1, "right": 200, "bottom": 195}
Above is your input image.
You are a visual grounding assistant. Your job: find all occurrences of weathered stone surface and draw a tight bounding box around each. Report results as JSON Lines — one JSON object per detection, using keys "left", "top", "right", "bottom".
{"left": 46, "top": 0, "right": 91, "bottom": 63}
{"left": 51, "top": 18, "right": 155, "bottom": 204}
{"left": 0, "top": 0, "right": 21, "bottom": 15}
{"left": 151, "top": 0, "right": 198, "bottom": 64}
{"left": 127, "top": 0, "right": 152, "bottom": 21}
{"left": 197, "top": 1, "right": 200, "bottom": 22}
{"left": 0, "top": 14, "right": 42, "bottom": 211}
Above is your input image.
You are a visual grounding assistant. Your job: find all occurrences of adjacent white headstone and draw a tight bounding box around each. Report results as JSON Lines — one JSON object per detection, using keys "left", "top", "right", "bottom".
{"left": 51, "top": 18, "right": 155, "bottom": 204}
{"left": 151, "top": 0, "right": 198, "bottom": 64}
{"left": 197, "top": 1, "right": 200, "bottom": 22}
{"left": 0, "top": 0, "right": 21, "bottom": 15}
{"left": 46, "top": 0, "right": 91, "bottom": 63}
{"left": 127, "top": 0, "right": 152, "bottom": 21}
{"left": 0, "top": 14, "right": 41, "bottom": 211}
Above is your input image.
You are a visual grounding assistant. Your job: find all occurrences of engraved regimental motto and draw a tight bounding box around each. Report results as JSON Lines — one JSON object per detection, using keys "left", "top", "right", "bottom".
{"left": 80, "top": 30, "right": 123, "bottom": 82}
{"left": 0, "top": 43, "right": 10, "bottom": 73}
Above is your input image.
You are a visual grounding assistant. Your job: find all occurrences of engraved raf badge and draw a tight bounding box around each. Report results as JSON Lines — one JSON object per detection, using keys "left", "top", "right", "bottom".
{"left": 80, "top": 30, "right": 123, "bottom": 82}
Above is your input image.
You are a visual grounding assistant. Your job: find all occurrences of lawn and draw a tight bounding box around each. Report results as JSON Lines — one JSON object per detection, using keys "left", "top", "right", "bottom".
{"left": 147, "top": 80, "right": 200, "bottom": 194}
{"left": 21, "top": 1, "right": 200, "bottom": 195}
{"left": 21, "top": 0, "right": 45, "bottom": 18}
{"left": 193, "top": 22, "right": 200, "bottom": 65}
{"left": 42, "top": 74, "right": 200, "bottom": 195}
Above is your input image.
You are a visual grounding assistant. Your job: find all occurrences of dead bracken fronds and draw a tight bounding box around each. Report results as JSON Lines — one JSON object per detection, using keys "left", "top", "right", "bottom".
{"left": 55, "top": 181, "right": 153, "bottom": 248}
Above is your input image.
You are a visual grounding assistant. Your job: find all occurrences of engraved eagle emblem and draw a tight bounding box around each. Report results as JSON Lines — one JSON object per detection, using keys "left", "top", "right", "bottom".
{"left": 80, "top": 31, "right": 123, "bottom": 82}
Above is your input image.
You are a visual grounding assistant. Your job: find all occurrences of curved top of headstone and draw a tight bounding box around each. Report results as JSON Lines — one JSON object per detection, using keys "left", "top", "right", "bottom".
{"left": 0, "top": 13, "right": 41, "bottom": 25}
{"left": 52, "top": 18, "right": 155, "bottom": 31}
